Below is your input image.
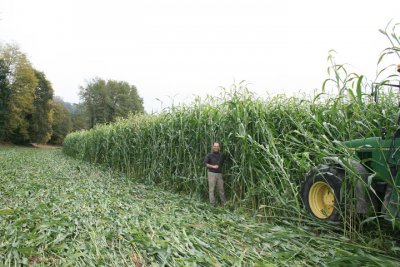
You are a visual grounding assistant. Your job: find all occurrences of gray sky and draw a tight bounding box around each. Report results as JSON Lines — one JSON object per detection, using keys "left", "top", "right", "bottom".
{"left": 0, "top": 0, "right": 399, "bottom": 113}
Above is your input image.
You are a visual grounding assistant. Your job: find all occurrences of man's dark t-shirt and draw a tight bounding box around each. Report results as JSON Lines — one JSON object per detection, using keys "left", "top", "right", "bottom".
{"left": 204, "top": 152, "right": 225, "bottom": 173}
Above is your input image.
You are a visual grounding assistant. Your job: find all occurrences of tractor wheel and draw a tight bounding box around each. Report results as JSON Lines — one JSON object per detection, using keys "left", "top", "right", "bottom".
{"left": 301, "top": 167, "right": 344, "bottom": 221}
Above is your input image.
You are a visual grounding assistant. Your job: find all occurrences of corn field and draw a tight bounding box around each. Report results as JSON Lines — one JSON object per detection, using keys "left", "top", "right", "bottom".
{"left": 2, "top": 21, "right": 399, "bottom": 266}
{"left": 63, "top": 78, "right": 399, "bottom": 218}
{"left": 60, "top": 23, "right": 400, "bottom": 263}
{"left": 63, "top": 24, "right": 400, "bottom": 234}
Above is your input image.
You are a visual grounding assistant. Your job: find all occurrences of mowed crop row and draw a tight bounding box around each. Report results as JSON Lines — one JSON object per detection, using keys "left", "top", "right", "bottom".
{"left": 1, "top": 148, "right": 399, "bottom": 266}
{"left": 62, "top": 84, "right": 399, "bottom": 223}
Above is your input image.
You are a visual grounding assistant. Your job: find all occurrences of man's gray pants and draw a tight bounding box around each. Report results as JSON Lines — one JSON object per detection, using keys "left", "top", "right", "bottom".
{"left": 208, "top": 172, "right": 225, "bottom": 205}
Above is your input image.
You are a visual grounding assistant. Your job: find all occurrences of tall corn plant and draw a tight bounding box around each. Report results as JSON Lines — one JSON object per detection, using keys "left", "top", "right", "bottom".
{"left": 63, "top": 22, "right": 400, "bottom": 238}
{"left": 62, "top": 87, "right": 396, "bottom": 207}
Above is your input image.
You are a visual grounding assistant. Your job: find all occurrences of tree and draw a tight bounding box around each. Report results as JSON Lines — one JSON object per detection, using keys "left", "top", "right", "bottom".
{"left": 53, "top": 97, "right": 89, "bottom": 131}
{"left": 70, "top": 103, "right": 88, "bottom": 131}
{"left": 49, "top": 99, "right": 72, "bottom": 145}
{"left": 0, "top": 58, "right": 10, "bottom": 140}
{"left": 108, "top": 80, "right": 144, "bottom": 119}
{"left": 79, "top": 78, "right": 144, "bottom": 128}
{"left": 0, "top": 43, "right": 73, "bottom": 144}
{"left": 80, "top": 78, "right": 108, "bottom": 127}
{"left": 28, "top": 70, "right": 54, "bottom": 143}
{"left": 0, "top": 44, "right": 38, "bottom": 143}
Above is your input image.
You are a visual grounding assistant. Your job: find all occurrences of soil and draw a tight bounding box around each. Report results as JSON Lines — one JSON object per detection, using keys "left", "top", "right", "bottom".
{"left": 0, "top": 142, "right": 13, "bottom": 148}
{"left": 30, "top": 143, "right": 61, "bottom": 149}
{"left": 0, "top": 142, "right": 60, "bottom": 149}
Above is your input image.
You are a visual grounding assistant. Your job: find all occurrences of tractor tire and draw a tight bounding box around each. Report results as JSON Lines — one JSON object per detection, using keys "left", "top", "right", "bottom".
{"left": 301, "top": 167, "right": 344, "bottom": 221}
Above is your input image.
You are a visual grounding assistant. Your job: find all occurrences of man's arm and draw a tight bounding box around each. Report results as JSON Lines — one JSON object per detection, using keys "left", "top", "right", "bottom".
{"left": 204, "top": 154, "right": 218, "bottom": 169}
{"left": 203, "top": 154, "right": 209, "bottom": 167}
{"left": 206, "top": 163, "right": 218, "bottom": 169}
{"left": 219, "top": 153, "right": 225, "bottom": 167}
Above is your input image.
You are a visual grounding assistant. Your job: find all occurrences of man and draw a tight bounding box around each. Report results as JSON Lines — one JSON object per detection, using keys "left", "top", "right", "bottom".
{"left": 204, "top": 142, "right": 225, "bottom": 206}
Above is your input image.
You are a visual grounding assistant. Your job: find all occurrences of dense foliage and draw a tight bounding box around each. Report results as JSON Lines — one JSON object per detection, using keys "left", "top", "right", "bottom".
{"left": 0, "top": 44, "right": 144, "bottom": 144}
{"left": 0, "top": 44, "right": 48, "bottom": 143}
{"left": 79, "top": 78, "right": 144, "bottom": 128}
{"left": 63, "top": 81, "right": 399, "bottom": 220}
{"left": 29, "top": 70, "right": 54, "bottom": 143}
{"left": 49, "top": 99, "right": 73, "bottom": 145}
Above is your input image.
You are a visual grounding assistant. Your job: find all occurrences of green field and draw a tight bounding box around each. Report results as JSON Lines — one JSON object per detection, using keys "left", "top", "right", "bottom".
{"left": 0, "top": 147, "right": 399, "bottom": 266}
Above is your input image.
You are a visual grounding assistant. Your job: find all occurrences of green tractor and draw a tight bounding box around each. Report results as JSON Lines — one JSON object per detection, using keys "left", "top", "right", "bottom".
{"left": 301, "top": 65, "right": 400, "bottom": 224}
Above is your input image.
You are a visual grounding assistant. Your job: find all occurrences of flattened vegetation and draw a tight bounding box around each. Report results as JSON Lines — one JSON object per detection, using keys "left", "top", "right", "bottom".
{"left": 0, "top": 148, "right": 398, "bottom": 266}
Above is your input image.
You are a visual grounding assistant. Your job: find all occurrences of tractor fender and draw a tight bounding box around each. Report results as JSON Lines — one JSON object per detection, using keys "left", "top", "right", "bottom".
{"left": 321, "top": 157, "right": 371, "bottom": 214}
{"left": 322, "top": 157, "right": 368, "bottom": 176}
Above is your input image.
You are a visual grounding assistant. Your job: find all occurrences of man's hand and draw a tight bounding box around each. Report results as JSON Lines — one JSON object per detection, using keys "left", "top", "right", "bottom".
{"left": 207, "top": 164, "right": 219, "bottom": 169}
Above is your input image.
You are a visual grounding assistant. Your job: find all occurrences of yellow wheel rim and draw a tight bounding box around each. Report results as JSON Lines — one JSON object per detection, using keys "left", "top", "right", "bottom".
{"left": 309, "top": 181, "right": 335, "bottom": 219}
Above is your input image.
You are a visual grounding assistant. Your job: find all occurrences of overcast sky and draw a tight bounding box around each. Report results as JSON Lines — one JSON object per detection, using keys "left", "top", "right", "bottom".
{"left": 0, "top": 0, "right": 399, "bottom": 112}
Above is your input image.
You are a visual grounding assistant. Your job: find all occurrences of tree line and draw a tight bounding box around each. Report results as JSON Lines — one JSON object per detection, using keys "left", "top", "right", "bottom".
{"left": 0, "top": 43, "right": 144, "bottom": 145}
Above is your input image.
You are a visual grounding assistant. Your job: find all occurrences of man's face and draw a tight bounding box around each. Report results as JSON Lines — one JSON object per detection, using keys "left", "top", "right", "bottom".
{"left": 212, "top": 143, "right": 220, "bottom": 153}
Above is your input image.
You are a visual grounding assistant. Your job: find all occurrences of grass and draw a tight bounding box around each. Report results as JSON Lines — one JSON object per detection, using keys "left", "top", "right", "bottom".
{"left": 0, "top": 147, "right": 399, "bottom": 266}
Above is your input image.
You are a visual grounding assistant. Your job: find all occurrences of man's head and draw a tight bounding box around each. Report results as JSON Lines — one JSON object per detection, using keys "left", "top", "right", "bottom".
{"left": 212, "top": 142, "right": 220, "bottom": 153}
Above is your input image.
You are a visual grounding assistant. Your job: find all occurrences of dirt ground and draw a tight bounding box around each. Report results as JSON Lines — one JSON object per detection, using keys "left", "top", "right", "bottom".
{"left": 0, "top": 142, "right": 13, "bottom": 148}
{"left": 0, "top": 143, "right": 60, "bottom": 149}
{"left": 30, "top": 143, "right": 61, "bottom": 149}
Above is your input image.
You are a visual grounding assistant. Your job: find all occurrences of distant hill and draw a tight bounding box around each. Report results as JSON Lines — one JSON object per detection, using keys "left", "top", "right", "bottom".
{"left": 53, "top": 96, "right": 78, "bottom": 113}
